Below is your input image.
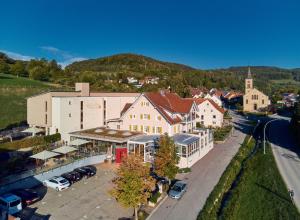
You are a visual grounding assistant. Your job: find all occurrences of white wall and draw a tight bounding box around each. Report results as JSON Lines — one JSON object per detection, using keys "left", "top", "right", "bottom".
{"left": 197, "top": 100, "right": 223, "bottom": 127}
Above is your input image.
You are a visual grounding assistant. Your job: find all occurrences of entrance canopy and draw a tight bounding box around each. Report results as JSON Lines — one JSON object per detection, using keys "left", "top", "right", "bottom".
{"left": 30, "top": 150, "right": 60, "bottom": 160}
{"left": 69, "top": 139, "right": 90, "bottom": 146}
{"left": 52, "top": 146, "right": 78, "bottom": 154}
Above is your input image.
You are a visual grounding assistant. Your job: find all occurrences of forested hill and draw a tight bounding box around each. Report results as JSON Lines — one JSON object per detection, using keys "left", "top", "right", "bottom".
{"left": 66, "top": 53, "right": 195, "bottom": 77}
{"left": 1, "top": 51, "right": 300, "bottom": 96}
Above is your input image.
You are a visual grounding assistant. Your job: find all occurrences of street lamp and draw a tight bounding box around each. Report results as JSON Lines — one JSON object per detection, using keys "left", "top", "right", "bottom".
{"left": 263, "top": 118, "right": 280, "bottom": 155}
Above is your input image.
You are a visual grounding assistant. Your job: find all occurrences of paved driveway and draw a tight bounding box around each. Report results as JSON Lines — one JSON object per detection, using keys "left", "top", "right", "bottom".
{"left": 20, "top": 164, "right": 132, "bottom": 220}
{"left": 148, "top": 112, "right": 250, "bottom": 220}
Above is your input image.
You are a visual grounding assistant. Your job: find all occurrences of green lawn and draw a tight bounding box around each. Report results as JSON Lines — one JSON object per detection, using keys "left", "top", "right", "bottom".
{"left": 220, "top": 143, "right": 300, "bottom": 220}
{"left": 0, "top": 73, "right": 58, "bottom": 129}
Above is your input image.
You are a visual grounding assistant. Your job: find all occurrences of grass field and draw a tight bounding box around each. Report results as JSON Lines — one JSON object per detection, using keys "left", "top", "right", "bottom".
{"left": 220, "top": 143, "right": 300, "bottom": 219}
{"left": 0, "top": 73, "right": 58, "bottom": 129}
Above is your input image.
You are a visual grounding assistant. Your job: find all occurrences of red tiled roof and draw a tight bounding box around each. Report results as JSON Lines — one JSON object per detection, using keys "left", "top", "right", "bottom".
{"left": 190, "top": 87, "right": 208, "bottom": 97}
{"left": 120, "top": 103, "right": 132, "bottom": 116}
{"left": 145, "top": 92, "right": 194, "bottom": 114}
{"left": 193, "top": 98, "right": 225, "bottom": 114}
{"left": 144, "top": 91, "right": 194, "bottom": 125}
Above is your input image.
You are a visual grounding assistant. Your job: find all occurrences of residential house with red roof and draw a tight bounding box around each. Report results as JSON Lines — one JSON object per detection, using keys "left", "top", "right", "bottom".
{"left": 108, "top": 90, "right": 198, "bottom": 135}
{"left": 193, "top": 98, "right": 225, "bottom": 127}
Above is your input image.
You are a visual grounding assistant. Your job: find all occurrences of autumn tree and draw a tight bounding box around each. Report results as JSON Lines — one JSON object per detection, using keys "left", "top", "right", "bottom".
{"left": 154, "top": 134, "right": 179, "bottom": 182}
{"left": 110, "top": 155, "right": 155, "bottom": 220}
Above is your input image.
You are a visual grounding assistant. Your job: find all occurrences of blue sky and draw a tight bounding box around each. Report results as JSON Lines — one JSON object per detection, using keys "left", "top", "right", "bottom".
{"left": 0, "top": 0, "right": 300, "bottom": 69}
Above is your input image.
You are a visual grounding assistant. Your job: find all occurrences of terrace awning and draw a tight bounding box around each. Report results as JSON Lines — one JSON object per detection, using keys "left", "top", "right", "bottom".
{"left": 69, "top": 139, "right": 90, "bottom": 146}
{"left": 22, "top": 127, "right": 44, "bottom": 134}
{"left": 52, "top": 146, "right": 78, "bottom": 154}
{"left": 30, "top": 150, "right": 60, "bottom": 160}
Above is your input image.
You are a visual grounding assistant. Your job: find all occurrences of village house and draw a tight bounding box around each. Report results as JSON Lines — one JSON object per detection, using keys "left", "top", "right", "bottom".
{"left": 108, "top": 91, "right": 198, "bottom": 135}
{"left": 193, "top": 98, "right": 225, "bottom": 127}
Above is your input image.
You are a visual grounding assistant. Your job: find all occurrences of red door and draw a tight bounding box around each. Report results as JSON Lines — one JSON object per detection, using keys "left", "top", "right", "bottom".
{"left": 115, "top": 148, "right": 127, "bottom": 163}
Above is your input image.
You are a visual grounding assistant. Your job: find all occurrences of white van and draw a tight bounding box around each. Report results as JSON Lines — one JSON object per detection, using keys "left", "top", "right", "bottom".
{"left": 0, "top": 193, "right": 22, "bottom": 215}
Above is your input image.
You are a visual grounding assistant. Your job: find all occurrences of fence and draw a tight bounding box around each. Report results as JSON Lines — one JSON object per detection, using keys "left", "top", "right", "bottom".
{"left": 0, "top": 154, "right": 106, "bottom": 194}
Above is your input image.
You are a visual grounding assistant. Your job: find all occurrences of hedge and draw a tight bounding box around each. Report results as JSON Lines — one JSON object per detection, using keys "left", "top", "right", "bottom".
{"left": 213, "top": 125, "right": 233, "bottom": 142}
{"left": 149, "top": 191, "right": 161, "bottom": 203}
{"left": 197, "top": 136, "right": 255, "bottom": 220}
{"left": 44, "top": 133, "right": 61, "bottom": 143}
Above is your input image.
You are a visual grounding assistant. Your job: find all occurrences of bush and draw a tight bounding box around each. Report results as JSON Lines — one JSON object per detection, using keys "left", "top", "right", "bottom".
{"left": 44, "top": 133, "right": 61, "bottom": 143}
{"left": 0, "top": 136, "right": 45, "bottom": 152}
{"left": 213, "top": 125, "right": 233, "bottom": 141}
{"left": 149, "top": 191, "right": 161, "bottom": 204}
{"left": 198, "top": 136, "right": 255, "bottom": 220}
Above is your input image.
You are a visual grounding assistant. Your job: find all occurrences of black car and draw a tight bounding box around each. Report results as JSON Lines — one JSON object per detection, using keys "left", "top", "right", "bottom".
{"left": 85, "top": 165, "right": 97, "bottom": 173}
{"left": 70, "top": 171, "right": 83, "bottom": 181}
{"left": 150, "top": 172, "right": 168, "bottom": 184}
{"left": 11, "top": 189, "right": 39, "bottom": 206}
{"left": 61, "top": 172, "right": 81, "bottom": 184}
{"left": 74, "top": 167, "right": 95, "bottom": 178}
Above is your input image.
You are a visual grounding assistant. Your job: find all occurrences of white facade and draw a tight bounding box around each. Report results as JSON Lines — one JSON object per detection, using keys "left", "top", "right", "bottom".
{"left": 204, "top": 94, "right": 222, "bottom": 107}
{"left": 196, "top": 99, "right": 224, "bottom": 127}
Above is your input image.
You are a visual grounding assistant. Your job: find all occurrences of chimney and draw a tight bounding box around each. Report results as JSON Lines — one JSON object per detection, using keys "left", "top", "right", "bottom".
{"left": 75, "top": 83, "right": 90, "bottom": 96}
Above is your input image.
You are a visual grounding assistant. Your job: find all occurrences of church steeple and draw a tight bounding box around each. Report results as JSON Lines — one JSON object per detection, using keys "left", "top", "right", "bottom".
{"left": 245, "top": 66, "right": 253, "bottom": 93}
{"left": 247, "top": 66, "right": 252, "bottom": 79}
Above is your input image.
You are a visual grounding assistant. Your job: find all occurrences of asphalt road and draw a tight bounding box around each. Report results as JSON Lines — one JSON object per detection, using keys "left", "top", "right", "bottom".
{"left": 148, "top": 112, "right": 251, "bottom": 220}
{"left": 268, "top": 117, "right": 300, "bottom": 211}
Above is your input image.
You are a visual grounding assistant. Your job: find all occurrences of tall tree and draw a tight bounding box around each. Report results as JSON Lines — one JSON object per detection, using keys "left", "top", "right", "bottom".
{"left": 10, "top": 61, "right": 28, "bottom": 77}
{"left": 0, "top": 60, "right": 10, "bottom": 74}
{"left": 154, "top": 134, "right": 179, "bottom": 182}
{"left": 110, "top": 155, "right": 155, "bottom": 220}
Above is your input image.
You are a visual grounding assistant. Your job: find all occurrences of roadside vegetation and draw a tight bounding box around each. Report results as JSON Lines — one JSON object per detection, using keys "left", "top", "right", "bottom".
{"left": 213, "top": 125, "right": 233, "bottom": 142}
{"left": 198, "top": 136, "right": 255, "bottom": 220}
{"left": 220, "top": 143, "right": 300, "bottom": 219}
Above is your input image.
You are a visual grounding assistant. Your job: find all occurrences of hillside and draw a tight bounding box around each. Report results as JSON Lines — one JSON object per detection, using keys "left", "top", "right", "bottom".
{"left": 66, "top": 53, "right": 195, "bottom": 77}
{"left": 0, "top": 73, "right": 63, "bottom": 130}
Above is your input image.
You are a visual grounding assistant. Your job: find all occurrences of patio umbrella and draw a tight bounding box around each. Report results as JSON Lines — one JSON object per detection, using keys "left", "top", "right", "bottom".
{"left": 69, "top": 139, "right": 90, "bottom": 146}
{"left": 52, "top": 146, "right": 78, "bottom": 154}
{"left": 30, "top": 150, "right": 60, "bottom": 160}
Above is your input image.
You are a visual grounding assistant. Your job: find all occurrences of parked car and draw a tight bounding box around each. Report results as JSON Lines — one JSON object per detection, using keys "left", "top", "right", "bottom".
{"left": 74, "top": 167, "right": 95, "bottom": 178}
{"left": 43, "top": 176, "right": 70, "bottom": 191}
{"left": 150, "top": 172, "right": 168, "bottom": 184}
{"left": 85, "top": 165, "right": 97, "bottom": 173}
{"left": 0, "top": 193, "right": 22, "bottom": 215}
{"left": 168, "top": 181, "right": 187, "bottom": 199}
{"left": 61, "top": 171, "right": 81, "bottom": 184}
{"left": 11, "top": 189, "right": 39, "bottom": 206}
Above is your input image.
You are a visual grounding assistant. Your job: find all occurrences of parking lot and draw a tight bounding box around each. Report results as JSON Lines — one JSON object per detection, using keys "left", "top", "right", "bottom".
{"left": 19, "top": 164, "right": 133, "bottom": 220}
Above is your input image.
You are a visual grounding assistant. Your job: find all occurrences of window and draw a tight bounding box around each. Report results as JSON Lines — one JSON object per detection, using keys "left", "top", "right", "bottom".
{"left": 130, "top": 115, "right": 133, "bottom": 119}
{"left": 156, "top": 127, "right": 162, "bottom": 134}
{"left": 140, "top": 114, "right": 143, "bottom": 119}
{"left": 133, "top": 125, "right": 138, "bottom": 131}
{"left": 146, "top": 102, "right": 149, "bottom": 106}
{"left": 157, "top": 115, "right": 162, "bottom": 121}
{"left": 201, "top": 115, "right": 204, "bottom": 120}
{"left": 262, "top": 99, "right": 265, "bottom": 104}
{"left": 80, "top": 101, "right": 83, "bottom": 128}
{"left": 56, "top": 128, "right": 58, "bottom": 133}
{"left": 103, "top": 100, "right": 106, "bottom": 125}
{"left": 144, "top": 126, "right": 150, "bottom": 133}
{"left": 246, "top": 99, "right": 248, "bottom": 104}
{"left": 129, "top": 125, "right": 132, "bottom": 131}
{"left": 45, "top": 114, "right": 47, "bottom": 124}
{"left": 213, "top": 115, "right": 216, "bottom": 119}
{"left": 117, "top": 125, "right": 120, "bottom": 130}
{"left": 174, "top": 126, "right": 177, "bottom": 133}
{"left": 45, "top": 101, "right": 47, "bottom": 112}
{"left": 140, "top": 125, "right": 143, "bottom": 131}
{"left": 69, "top": 113, "right": 71, "bottom": 117}
{"left": 69, "top": 101, "right": 71, "bottom": 105}
{"left": 152, "top": 126, "right": 155, "bottom": 133}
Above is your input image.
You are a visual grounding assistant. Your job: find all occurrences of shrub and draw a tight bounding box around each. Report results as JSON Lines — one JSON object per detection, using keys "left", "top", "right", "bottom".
{"left": 198, "top": 136, "right": 255, "bottom": 220}
{"left": 149, "top": 191, "right": 161, "bottom": 204}
{"left": 44, "top": 133, "right": 61, "bottom": 143}
{"left": 213, "top": 125, "right": 233, "bottom": 141}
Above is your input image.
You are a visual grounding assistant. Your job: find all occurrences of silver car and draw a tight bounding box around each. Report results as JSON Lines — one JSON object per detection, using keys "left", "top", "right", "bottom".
{"left": 168, "top": 181, "right": 187, "bottom": 199}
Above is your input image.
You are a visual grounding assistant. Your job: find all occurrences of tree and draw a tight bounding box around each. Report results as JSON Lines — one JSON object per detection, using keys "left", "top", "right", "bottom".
{"left": 110, "top": 155, "right": 155, "bottom": 220}
{"left": 10, "top": 61, "right": 28, "bottom": 77}
{"left": 154, "top": 134, "right": 179, "bottom": 182}
{"left": 0, "top": 60, "right": 10, "bottom": 74}
{"left": 29, "top": 66, "right": 49, "bottom": 81}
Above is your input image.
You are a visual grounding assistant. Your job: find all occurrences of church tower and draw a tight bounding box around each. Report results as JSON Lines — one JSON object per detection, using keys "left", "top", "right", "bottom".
{"left": 245, "top": 66, "right": 253, "bottom": 94}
